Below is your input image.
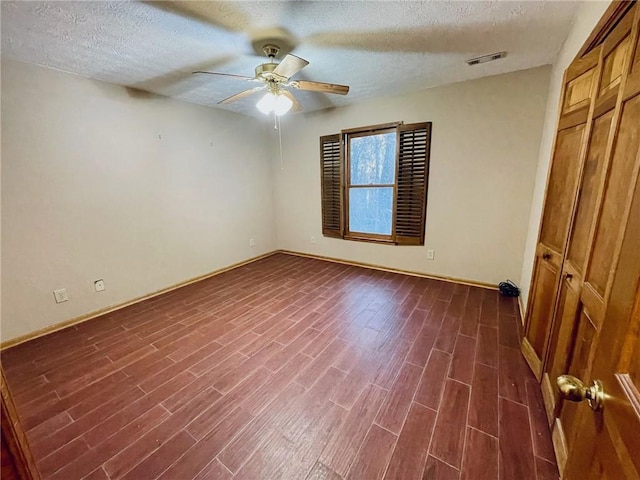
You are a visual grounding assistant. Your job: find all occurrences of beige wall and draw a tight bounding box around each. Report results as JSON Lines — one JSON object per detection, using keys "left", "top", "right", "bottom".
{"left": 272, "top": 66, "right": 551, "bottom": 286}
{"left": 1, "top": 59, "right": 276, "bottom": 341}
{"left": 0, "top": 51, "right": 578, "bottom": 342}
{"left": 518, "top": 1, "right": 611, "bottom": 312}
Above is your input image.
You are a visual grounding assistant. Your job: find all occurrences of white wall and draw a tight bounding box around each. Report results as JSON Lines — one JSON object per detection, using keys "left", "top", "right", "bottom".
{"left": 273, "top": 66, "right": 551, "bottom": 286}
{"left": 1, "top": 59, "right": 276, "bottom": 341}
{"left": 519, "top": 1, "right": 611, "bottom": 311}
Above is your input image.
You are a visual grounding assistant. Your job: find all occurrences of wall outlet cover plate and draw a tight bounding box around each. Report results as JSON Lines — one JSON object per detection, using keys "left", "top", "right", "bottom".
{"left": 54, "top": 288, "right": 68, "bottom": 303}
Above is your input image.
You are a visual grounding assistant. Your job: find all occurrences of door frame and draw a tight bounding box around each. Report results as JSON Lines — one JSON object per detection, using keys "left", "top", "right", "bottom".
{"left": 1, "top": 364, "right": 41, "bottom": 480}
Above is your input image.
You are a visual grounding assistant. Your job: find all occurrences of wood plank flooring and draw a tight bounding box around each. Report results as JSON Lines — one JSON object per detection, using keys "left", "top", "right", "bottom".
{"left": 1, "top": 253, "right": 558, "bottom": 480}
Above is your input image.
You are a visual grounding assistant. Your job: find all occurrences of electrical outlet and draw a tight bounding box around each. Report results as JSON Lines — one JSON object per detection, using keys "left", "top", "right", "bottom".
{"left": 427, "top": 249, "right": 435, "bottom": 260}
{"left": 249, "top": 238, "right": 256, "bottom": 247}
{"left": 53, "top": 288, "right": 68, "bottom": 303}
{"left": 94, "top": 279, "right": 105, "bottom": 292}
{"left": 311, "top": 236, "right": 316, "bottom": 244}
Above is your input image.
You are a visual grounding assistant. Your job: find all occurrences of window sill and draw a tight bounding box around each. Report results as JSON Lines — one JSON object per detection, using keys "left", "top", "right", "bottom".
{"left": 343, "top": 234, "right": 396, "bottom": 245}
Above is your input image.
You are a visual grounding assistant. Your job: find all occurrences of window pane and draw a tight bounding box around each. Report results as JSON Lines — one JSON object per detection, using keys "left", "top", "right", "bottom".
{"left": 350, "top": 132, "right": 396, "bottom": 185}
{"left": 349, "top": 187, "right": 393, "bottom": 235}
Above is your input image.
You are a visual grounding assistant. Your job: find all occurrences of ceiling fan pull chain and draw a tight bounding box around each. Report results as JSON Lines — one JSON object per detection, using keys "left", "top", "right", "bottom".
{"left": 278, "top": 115, "right": 284, "bottom": 171}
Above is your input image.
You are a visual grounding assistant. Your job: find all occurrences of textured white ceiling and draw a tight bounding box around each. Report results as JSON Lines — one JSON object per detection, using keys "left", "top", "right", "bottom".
{"left": 1, "top": 1, "right": 581, "bottom": 117}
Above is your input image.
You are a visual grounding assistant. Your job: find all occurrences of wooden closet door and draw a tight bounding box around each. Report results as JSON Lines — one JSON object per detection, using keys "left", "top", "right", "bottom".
{"left": 540, "top": 106, "right": 613, "bottom": 419}
{"left": 539, "top": 11, "right": 637, "bottom": 413}
{"left": 522, "top": 48, "right": 600, "bottom": 379}
{"left": 561, "top": 10, "right": 640, "bottom": 477}
{"left": 542, "top": 5, "right": 640, "bottom": 476}
{"left": 1, "top": 366, "right": 41, "bottom": 480}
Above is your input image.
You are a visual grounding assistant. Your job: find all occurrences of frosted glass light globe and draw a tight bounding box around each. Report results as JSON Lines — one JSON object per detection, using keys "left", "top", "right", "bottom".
{"left": 274, "top": 94, "right": 293, "bottom": 116}
{"left": 256, "top": 92, "right": 293, "bottom": 116}
{"left": 256, "top": 92, "right": 276, "bottom": 114}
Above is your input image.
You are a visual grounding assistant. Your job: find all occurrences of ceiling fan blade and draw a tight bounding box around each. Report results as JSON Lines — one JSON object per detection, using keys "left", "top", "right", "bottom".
{"left": 280, "top": 90, "right": 302, "bottom": 112}
{"left": 146, "top": 1, "right": 248, "bottom": 34}
{"left": 193, "top": 71, "right": 254, "bottom": 81}
{"left": 291, "top": 80, "right": 349, "bottom": 95}
{"left": 272, "top": 54, "right": 309, "bottom": 80}
{"left": 218, "top": 86, "right": 266, "bottom": 104}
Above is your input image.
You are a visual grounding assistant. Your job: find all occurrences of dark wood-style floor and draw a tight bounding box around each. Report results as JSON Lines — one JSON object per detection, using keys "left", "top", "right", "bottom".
{"left": 2, "top": 253, "right": 558, "bottom": 480}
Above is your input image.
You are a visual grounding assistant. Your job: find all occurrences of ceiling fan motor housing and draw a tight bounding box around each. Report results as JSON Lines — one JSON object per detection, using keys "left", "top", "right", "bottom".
{"left": 255, "top": 63, "right": 278, "bottom": 80}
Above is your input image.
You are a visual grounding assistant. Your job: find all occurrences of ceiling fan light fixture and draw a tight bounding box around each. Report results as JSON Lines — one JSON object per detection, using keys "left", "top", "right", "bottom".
{"left": 197, "top": 42, "right": 349, "bottom": 113}
{"left": 274, "top": 94, "right": 293, "bottom": 116}
{"left": 256, "top": 91, "right": 293, "bottom": 116}
{"left": 256, "top": 92, "right": 277, "bottom": 114}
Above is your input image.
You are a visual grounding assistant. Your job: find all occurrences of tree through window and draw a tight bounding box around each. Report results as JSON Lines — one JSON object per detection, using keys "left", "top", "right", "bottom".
{"left": 347, "top": 129, "right": 396, "bottom": 237}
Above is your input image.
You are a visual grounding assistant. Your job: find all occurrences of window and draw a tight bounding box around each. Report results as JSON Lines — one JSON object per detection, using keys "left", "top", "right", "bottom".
{"left": 320, "top": 121, "right": 432, "bottom": 245}
{"left": 348, "top": 128, "right": 396, "bottom": 238}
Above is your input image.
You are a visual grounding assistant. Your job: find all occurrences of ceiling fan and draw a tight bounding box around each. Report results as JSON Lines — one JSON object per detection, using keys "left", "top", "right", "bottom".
{"left": 193, "top": 44, "right": 350, "bottom": 115}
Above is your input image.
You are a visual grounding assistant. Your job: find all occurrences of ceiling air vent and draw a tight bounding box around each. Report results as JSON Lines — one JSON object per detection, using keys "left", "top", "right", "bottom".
{"left": 466, "top": 51, "right": 507, "bottom": 66}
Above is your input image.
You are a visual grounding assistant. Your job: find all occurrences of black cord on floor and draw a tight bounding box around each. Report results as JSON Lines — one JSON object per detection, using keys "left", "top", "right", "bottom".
{"left": 498, "top": 280, "right": 520, "bottom": 297}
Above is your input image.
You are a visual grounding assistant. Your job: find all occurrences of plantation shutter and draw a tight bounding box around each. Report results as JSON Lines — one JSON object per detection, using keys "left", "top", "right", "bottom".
{"left": 320, "top": 134, "right": 343, "bottom": 238}
{"left": 394, "top": 122, "right": 432, "bottom": 245}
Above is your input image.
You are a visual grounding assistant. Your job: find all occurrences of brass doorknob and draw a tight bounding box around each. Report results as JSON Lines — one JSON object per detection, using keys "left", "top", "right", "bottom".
{"left": 556, "top": 374, "right": 604, "bottom": 411}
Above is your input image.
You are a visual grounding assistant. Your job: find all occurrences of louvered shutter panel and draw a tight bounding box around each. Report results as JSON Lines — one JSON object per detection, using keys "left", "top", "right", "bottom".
{"left": 320, "top": 134, "right": 343, "bottom": 238}
{"left": 394, "top": 122, "right": 432, "bottom": 245}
